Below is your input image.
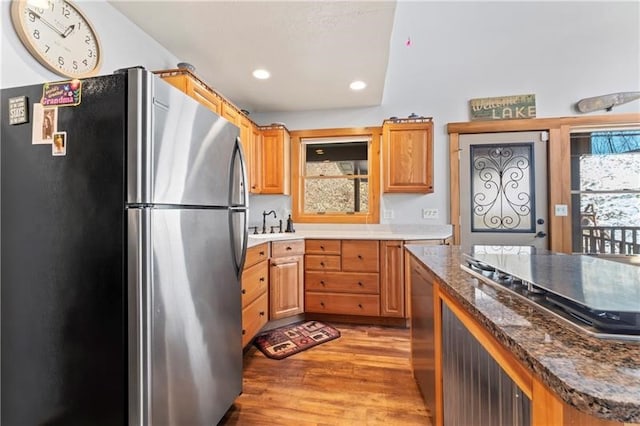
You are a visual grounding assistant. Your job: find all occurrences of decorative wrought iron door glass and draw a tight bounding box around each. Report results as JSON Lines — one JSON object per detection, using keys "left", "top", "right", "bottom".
{"left": 470, "top": 143, "right": 536, "bottom": 233}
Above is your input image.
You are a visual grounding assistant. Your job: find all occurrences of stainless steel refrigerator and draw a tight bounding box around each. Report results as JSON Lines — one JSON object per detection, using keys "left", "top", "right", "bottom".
{"left": 1, "top": 68, "right": 247, "bottom": 425}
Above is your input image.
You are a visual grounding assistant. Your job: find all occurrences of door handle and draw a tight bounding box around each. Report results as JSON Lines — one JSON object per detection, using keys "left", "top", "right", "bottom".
{"left": 535, "top": 231, "right": 547, "bottom": 238}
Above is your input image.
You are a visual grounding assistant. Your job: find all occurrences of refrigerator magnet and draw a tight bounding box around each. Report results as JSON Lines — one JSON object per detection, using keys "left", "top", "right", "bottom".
{"left": 8, "top": 96, "right": 28, "bottom": 125}
{"left": 52, "top": 131, "right": 67, "bottom": 156}
{"left": 32, "top": 103, "right": 58, "bottom": 145}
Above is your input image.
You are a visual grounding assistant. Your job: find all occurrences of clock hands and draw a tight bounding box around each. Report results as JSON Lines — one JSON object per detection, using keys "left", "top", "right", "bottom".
{"left": 28, "top": 8, "right": 74, "bottom": 39}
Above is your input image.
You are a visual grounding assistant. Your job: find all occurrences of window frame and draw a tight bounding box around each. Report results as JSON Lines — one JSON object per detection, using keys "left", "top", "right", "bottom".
{"left": 290, "top": 127, "right": 381, "bottom": 224}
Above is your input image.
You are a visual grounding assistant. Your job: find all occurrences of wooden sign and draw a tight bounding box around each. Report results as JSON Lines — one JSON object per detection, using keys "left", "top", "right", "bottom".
{"left": 469, "top": 94, "right": 536, "bottom": 121}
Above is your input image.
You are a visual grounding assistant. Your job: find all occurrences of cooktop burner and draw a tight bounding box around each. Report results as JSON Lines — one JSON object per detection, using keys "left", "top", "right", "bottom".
{"left": 461, "top": 246, "right": 640, "bottom": 341}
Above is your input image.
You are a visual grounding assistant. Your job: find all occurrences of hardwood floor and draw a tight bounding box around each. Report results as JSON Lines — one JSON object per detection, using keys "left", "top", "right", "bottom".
{"left": 219, "top": 324, "right": 431, "bottom": 425}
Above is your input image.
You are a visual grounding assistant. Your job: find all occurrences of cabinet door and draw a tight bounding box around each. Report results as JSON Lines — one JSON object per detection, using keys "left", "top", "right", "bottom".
{"left": 269, "top": 255, "right": 304, "bottom": 320}
{"left": 188, "top": 80, "right": 222, "bottom": 115}
{"left": 221, "top": 102, "right": 240, "bottom": 126}
{"left": 260, "top": 128, "right": 290, "bottom": 194}
{"left": 383, "top": 121, "right": 433, "bottom": 193}
{"left": 380, "top": 240, "right": 405, "bottom": 317}
{"left": 249, "top": 125, "right": 262, "bottom": 193}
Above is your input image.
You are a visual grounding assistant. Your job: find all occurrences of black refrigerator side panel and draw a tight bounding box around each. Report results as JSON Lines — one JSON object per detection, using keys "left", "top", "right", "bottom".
{"left": 1, "top": 75, "right": 127, "bottom": 425}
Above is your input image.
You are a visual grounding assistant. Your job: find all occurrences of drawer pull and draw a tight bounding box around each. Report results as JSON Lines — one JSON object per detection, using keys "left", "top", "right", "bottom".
{"left": 259, "top": 277, "right": 265, "bottom": 282}
{"left": 242, "top": 289, "right": 246, "bottom": 294}
{"left": 320, "top": 245, "right": 325, "bottom": 250}
{"left": 259, "top": 251, "right": 265, "bottom": 256}
{"left": 286, "top": 246, "right": 292, "bottom": 251}
{"left": 357, "top": 281, "right": 363, "bottom": 286}
{"left": 358, "top": 255, "right": 363, "bottom": 259}
{"left": 358, "top": 303, "right": 363, "bottom": 309}
{"left": 320, "top": 262, "right": 325, "bottom": 267}
{"left": 259, "top": 311, "right": 265, "bottom": 316}
{"left": 320, "top": 301, "right": 325, "bottom": 306}
{"left": 320, "top": 280, "right": 325, "bottom": 286}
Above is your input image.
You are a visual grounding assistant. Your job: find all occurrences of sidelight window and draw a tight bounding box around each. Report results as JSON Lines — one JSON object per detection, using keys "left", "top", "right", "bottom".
{"left": 570, "top": 128, "right": 640, "bottom": 254}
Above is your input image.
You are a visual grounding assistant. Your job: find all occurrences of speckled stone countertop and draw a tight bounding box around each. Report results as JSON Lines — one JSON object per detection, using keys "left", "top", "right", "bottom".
{"left": 405, "top": 244, "right": 640, "bottom": 423}
{"left": 247, "top": 224, "right": 452, "bottom": 248}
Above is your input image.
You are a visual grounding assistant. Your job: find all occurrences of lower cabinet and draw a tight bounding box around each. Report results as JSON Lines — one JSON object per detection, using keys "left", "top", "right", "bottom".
{"left": 269, "top": 239, "right": 305, "bottom": 320}
{"left": 305, "top": 239, "right": 386, "bottom": 317}
{"left": 241, "top": 243, "right": 269, "bottom": 347}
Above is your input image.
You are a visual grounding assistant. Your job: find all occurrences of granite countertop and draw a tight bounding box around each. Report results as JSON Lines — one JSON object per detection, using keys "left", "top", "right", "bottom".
{"left": 247, "top": 224, "right": 453, "bottom": 247}
{"left": 405, "top": 244, "right": 640, "bottom": 423}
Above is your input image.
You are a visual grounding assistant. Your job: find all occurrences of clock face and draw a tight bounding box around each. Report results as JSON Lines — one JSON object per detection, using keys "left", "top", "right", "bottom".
{"left": 11, "top": 0, "right": 102, "bottom": 78}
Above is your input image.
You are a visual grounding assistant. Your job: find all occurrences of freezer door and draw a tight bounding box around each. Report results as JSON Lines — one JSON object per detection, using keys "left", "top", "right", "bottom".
{"left": 128, "top": 208, "right": 242, "bottom": 426}
{"left": 127, "top": 69, "right": 240, "bottom": 206}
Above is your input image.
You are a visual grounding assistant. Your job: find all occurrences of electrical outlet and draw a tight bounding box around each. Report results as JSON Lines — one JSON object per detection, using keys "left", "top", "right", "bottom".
{"left": 422, "top": 208, "right": 439, "bottom": 219}
{"left": 383, "top": 209, "right": 394, "bottom": 219}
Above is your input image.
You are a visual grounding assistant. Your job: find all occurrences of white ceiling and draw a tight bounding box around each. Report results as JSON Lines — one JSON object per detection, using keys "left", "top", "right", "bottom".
{"left": 109, "top": 1, "right": 397, "bottom": 114}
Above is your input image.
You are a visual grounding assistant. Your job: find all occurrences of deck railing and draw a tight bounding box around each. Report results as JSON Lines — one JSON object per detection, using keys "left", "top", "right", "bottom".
{"left": 581, "top": 226, "right": 640, "bottom": 255}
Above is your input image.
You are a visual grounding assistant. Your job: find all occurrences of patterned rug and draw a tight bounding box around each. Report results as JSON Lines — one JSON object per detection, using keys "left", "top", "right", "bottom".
{"left": 253, "top": 321, "right": 341, "bottom": 360}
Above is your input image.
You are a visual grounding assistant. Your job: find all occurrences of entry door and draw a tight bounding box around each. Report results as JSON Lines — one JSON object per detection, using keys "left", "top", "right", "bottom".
{"left": 459, "top": 132, "right": 548, "bottom": 249}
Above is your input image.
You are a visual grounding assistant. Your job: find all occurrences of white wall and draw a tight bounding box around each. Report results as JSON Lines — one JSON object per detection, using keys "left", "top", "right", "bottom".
{"left": 1, "top": 0, "right": 179, "bottom": 88}
{"left": 250, "top": 1, "right": 640, "bottom": 226}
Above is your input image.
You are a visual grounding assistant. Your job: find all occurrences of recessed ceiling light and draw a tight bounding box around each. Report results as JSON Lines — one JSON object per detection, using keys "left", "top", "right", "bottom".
{"left": 252, "top": 69, "right": 271, "bottom": 80}
{"left": 350, "top": 80, "right": 367, "bottom": 91}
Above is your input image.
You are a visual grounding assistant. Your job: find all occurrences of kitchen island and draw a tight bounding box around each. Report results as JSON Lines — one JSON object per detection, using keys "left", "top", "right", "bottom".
{"left": 405, "top": 244, "right": 640, "bottom": 426}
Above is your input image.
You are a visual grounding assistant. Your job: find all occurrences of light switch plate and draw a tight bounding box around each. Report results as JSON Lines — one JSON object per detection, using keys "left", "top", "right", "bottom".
{"left": 554, "top": 204, "right": 568, "bottom": 216}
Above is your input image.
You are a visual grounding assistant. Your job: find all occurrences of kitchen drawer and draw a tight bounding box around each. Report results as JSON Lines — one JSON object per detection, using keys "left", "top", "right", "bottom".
{"left": 245, "top": 243, "right": 269, "bottom": 269}
{"left": 342, "top": 240, "right": 379, "bottom": 272}
{"left": 242, "top": 292, "right": 268, "bottom": 347}
{"left": 271, "top": 239, "right": 305, "bottom": 257}
{"left": 305, "top": 239, "right": 341, "bottom": 255}
{"left": 305, "top": 254, "right": 341, "bottom": 271}
{"left": 305, "top": 271, "right": 379, "bottom": 294}
{"left": 241, "top": 260, "right": 268, "bottom": 308}
{"left": 305, "top": 292, "right": 380, "bottom": 316}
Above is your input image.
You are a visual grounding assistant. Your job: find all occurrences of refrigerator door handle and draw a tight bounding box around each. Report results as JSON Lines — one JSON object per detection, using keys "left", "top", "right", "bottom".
{"left": 229, "top": 137, "right": 249, "bottom": 208}
{"left": 229, "top": 208, "right": 248, "bottom": 277}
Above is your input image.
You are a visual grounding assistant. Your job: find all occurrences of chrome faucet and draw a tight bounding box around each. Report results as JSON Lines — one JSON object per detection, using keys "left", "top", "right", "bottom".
{"left": 262, "top": 210, "right": 277, "bottom": 234}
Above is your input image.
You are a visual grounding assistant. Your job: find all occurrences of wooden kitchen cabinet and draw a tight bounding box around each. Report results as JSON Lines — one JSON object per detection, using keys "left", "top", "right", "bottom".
{"left": 241, "top": 243, "right": 269, "bottom": 347}
{"left": 249, "top": 124, "right": 262, "bottom": 193}
{"left": 258, "top": 126, "right": 290, "bottom": 195}
{"left": 269, "top": 240, "right": 304, "bottom": 320}
{"left": 382, "top": 118, "right": 434, "bottom": 193}
{"left": 155, "top": 68, "right": 222, "bottom": 115}
{"left": 380, "top": 240, "right": 405, "bottom": 317}
{"left": 222, "top": 102, "right": 240, "bottom": 126}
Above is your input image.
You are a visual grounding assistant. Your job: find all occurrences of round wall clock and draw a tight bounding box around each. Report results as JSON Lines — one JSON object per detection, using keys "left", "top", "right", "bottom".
{"left": 10, "top": 0, "right": 102, "bottom": 78}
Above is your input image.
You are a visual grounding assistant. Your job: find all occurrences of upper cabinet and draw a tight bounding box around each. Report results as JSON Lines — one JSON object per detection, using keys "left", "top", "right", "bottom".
{"left": 259, "top": 125, "right": 290, "bottom": 195}
{"left": 155, "top": 68, "right": 222, "bottom": 115}
{"left": 382, "top": 117, "right": 434, "bottom": 193}
{"left": 155, "top": 68, "right": 263, "bottom": 192}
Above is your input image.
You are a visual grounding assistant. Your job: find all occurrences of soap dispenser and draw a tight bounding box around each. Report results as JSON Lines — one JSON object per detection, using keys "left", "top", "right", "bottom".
{"left": 285, "top": 214, "right": 295, "bottom": 233}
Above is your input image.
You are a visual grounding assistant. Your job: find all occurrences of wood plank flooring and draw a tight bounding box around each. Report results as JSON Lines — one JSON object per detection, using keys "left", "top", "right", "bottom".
{"left": 219, "top": 324, "right": 431, "bottom": 425}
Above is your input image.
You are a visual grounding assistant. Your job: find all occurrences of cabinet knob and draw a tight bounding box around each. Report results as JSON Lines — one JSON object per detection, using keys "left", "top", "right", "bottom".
{"left": 358, "top": 254, "right": 363, "bottom": 259}
{"left": 286, "top": 246, "right": 292, "bottom": 251}
{"left": 242, "top": 289, "right": 246, "bottom": 294}
{"left": 259, "top": 251, "right": 265, "bottom": 256}
{"left": 320, "top": 280, "right": 325, "bottom": 286}
{"left": 358, "top": 303, "right": 363, "bottom": 309}
{"left": 357, "top": 281, "right": 363, "bottom": 286}
{"left": 320, "top": 261, "right": 325, "bottom": 267}
{"left": 259, "top": 311, "right": 265, "bottom": 316}
{"left": 242, "top": 329, "right": 246, "bottom": 335}
{"left": 320, "top": 301, "right": 325, "bottom": 307}
{"left": 259, "top": 277, "right": 265, "bottom": 282}
{"left": 320, "top": 245, "right": 325, "bottom": 250}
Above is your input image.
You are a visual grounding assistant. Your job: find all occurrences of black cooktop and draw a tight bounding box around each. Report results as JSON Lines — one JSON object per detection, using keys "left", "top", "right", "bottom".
{"left": 461, "top": 246, "right": 640, "bottom": 340}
